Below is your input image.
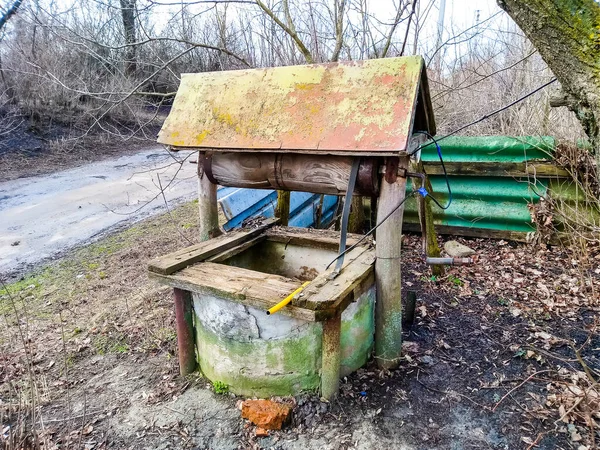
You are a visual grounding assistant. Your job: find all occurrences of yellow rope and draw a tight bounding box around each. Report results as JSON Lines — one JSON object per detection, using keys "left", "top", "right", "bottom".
{"left": 266, "top": 281, "right": 310, "bottom": 315}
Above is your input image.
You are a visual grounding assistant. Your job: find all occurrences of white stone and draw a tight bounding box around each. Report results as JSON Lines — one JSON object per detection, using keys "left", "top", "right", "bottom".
{"left": 444, "top": 240, "right": 476, "bottom": 258}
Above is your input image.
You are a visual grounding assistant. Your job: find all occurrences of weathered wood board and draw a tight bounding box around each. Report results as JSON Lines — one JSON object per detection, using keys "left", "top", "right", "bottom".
{"left": 148, "top": 218, "right": 278, "bottom": 275}
{"left": 148, "top": 226, "right": 376, "bottom": 321}
{"left": 157, "top": 56, "right": 434, "bottom": 155}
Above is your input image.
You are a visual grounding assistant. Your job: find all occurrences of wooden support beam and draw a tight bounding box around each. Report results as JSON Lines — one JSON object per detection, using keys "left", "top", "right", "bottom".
{"left": 321, "top": 312, "right": 341, "bottom": 399}
{"left": 348, "top": 196, "right": 366, "bottom": 233}
{"left": 276, "top": 190, "right": 291, "bottom": 226}
{"left": 208, "top": 152, "right": 379, "bottom": 196}
{"left": 422, "top": 161, "right": 570, "bottom": 178}
{"left": 174, "top": 288, "right": 196, "bottom": 376}
{"left": 148, "top": 219, "right": 278, "bottom": 275}
{"left": 198, "top": 152, "right": 220, "bottom": 241}
{"left": 410, "top": 159, "right": 444, "bottom": 277}
{"left": 374, "top": 156, "right": 408, "bottom": 370}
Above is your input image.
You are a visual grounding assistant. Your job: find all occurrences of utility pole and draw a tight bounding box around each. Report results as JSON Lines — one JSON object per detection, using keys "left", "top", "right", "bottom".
{"left": 435, "top": 0, "right": 446, "bottom": 73}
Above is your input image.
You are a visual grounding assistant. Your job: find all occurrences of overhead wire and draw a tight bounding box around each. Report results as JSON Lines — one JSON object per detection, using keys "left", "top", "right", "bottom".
{"left": 326, "top": 77, "right": 558, "bottom": 270}
{"left": 411, "top": 77, "right": 558, "bottom": 151}
{"left": 413, "top": 130, "right": 452, "bottom": 210}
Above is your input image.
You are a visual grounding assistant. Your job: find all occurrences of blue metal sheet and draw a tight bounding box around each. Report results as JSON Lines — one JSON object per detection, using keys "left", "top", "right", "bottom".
{"left": 219, "top": 188, "right": 339, "bottom": 231}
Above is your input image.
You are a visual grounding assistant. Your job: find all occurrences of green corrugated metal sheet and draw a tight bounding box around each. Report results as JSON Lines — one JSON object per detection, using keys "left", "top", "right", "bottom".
{"left": 404, "top": 136, "right": 558, "bottom": 240}
{"left": 406, "top": 177, "right": 547, "bottom": 234}
{"left": 420, "top": 136, "right": 556, "bottom": 162}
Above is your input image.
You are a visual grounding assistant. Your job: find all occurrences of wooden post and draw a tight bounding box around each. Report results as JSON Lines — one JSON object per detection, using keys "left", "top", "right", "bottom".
{"left": 174, "top": 288, "right": 196, "bottom": 375}
{"left": 370, "top": 196, "right": 378, "bottom": 236}
{"left": 374, "top": 156, "right": 409, "bottom": 369}
{"left": 348, "top": 196, "right": 366, "bottom": 233}
{"left": 198, "top": 152, "right": 220, "bottom": 241}
{"left": 410, "top": 160, "right": 444, "bottom": 277}
{"left": 321, "top": 312, "right": 341, "bottom": 399}
{"left": 276, "top": 190, "right": 290, "bottom": 226}
{"left": 403, "top": 290, "right": 417, "bottom": 327}
{"left": 173, "top": 151, "right": 219, "bottom": 376}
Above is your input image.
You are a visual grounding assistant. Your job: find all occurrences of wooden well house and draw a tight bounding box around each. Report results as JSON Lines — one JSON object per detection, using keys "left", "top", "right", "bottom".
{"left": 149, "top": 56, "right": 435, "bottom": 399}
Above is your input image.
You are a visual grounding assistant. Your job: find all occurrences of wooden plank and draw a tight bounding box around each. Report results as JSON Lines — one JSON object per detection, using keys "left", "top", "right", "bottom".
{"left": 206, "top": 235, "right": 266, "bottom": 263}
{"left": 402, "top": 222, "right": 532, "bottom": 242}
{"left": 264, "top": 226, "right": 368, "bottom": 251}
{"left": 148, "top": 218, "right": 278, "bottom": 275}
{"left": 294, "top": 247, "right": 374, "bottom": 310}
{"left": 312, "top": 267, "right": 376, "bottom": 321}
{"left": 423, "top": 161, "right": 570, "bottom": 178}
{"left": 149, "top": 262, "right": 318, "bottom": 322}
{"left": 329, "top": 270, "right": 375, "bottom": 315}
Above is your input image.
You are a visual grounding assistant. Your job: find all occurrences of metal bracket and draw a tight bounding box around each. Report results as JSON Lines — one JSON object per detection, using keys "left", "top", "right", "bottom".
{"left": 330, "top": 158, "right": 361, "bottom": 279}
{"left": 201, "top": 151, "right": 218, "bottom": 184}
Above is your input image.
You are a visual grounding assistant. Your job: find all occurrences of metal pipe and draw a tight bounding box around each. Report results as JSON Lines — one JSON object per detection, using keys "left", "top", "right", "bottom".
{"left": 426, "top": 256, "right": 475, "bottom": 266}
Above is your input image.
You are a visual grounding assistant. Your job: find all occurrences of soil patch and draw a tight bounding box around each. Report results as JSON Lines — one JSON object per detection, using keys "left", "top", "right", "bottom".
{"left": 0, "top": 110, "right": 163, "bottom": 181}
{"left": 1, "top": 205, "right": 598, "bottom": 449}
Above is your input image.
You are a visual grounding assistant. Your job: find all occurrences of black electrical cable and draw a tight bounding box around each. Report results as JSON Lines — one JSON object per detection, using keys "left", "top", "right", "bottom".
{"left": 413, "top": 130, "right": 452, "bottom": 210}
{"left": 326, "top": 77, "right": 557, "bottom": 272}
{"left": 325, "top": 191, "right": 418, "bottom": 270}
{"left": 410, "top": 77, "right": 557, "bottom": 155}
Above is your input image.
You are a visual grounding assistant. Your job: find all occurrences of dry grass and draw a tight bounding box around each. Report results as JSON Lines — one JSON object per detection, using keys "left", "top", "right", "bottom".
{"left": 0, "top": 200, "right": 203, "bottom": 448}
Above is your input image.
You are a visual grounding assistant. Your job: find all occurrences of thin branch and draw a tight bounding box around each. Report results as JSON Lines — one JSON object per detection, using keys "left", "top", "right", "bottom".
{"left": 330, "top": 0, "right": 346, "bottom": 62}
{"left": 381, "top": 0, "right": 408, "bottom": 58}
{"left": 255, "top": 0, "right": 314, "bottom": 63}
{"left": 399, "top": 0, "right": 416, "bottom": 57}
{"left": 0, "top": 0, "right": 22, "bottom": 33}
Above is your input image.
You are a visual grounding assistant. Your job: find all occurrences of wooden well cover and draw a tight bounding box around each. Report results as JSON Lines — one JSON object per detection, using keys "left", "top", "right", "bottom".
{"left": 158, "top": 56, "right": 434, "bottom": 156}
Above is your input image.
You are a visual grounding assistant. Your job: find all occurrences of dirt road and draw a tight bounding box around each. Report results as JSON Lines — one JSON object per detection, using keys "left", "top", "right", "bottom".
{"left": 0, "top": 147, "right": 197, "bottom": 277}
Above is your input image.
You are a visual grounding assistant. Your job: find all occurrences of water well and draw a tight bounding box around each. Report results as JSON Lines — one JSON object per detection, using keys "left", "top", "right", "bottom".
{"left": 149, "top": 56, "right": 436, "bottom": 398}
{"left": 149, "top": 226, "right": 375, "bottom": 397}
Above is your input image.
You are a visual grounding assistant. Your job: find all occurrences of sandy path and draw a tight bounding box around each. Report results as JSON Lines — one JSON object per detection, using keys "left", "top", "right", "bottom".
{"left": 0, "top": 147, "right": 197, "bottom": 276}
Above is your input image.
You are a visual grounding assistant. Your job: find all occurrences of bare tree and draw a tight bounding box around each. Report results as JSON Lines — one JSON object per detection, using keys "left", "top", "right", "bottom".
{"left": 0, "top": 0, "right": 21, "bottom": 32}
{"left": 119, "top": 0, "right": 137, "bottom": 76}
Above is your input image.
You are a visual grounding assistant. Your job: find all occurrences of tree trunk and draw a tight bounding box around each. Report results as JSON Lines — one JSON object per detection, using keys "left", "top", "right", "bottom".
{"left": 0, "top": 0, "right": 22, "bottom": 33}
{"left": 119, "top": 0, "right": 137, "bottom": 77}
{"left": 497, "top": 0, "right": 600, "bottom": 155}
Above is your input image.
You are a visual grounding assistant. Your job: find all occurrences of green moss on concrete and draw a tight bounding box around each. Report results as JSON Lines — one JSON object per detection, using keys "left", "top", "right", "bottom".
{"left": 340, "top": 287, "right": 375, "bottom": 376}
{"left": 195, "top": 313, "right": 322, "bottom": 397}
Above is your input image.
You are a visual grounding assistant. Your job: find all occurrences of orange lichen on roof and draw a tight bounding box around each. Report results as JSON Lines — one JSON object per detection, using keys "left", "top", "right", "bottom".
{"left": 157, "top": 56, "right": 432, "bottom": 155}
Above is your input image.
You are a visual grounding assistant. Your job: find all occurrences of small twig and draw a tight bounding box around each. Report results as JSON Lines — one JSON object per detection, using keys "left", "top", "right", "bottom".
{"left": 554, "top": 396, "right": 585, "bottom": 424}
{"left": 570, "top": 342, "right": 599, "bottom": 385}
{"left": 492, "top": 370, "right": 553, "bottom": 412}
{"left": 416, "top": 369, "right": 490, "bottom": 410}
{"left": 42, "top": 410, "right": 105, "bottom": 423}
{"left": 526, "top": 432, "right": 545, "bottom": 450}
{"left": 164, "top": 406, "right": 186, "bottom": 416}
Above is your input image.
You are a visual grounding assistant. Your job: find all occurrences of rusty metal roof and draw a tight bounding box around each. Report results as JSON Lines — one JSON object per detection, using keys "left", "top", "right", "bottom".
{"left": 157, "top": 56, "right": 435, "bottom": 155}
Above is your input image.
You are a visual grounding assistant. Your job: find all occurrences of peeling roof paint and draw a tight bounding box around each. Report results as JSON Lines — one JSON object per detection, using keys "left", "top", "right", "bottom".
{"left": 158, "top": 56, "right": 428, "bottom": 155}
